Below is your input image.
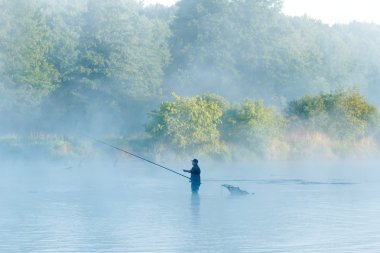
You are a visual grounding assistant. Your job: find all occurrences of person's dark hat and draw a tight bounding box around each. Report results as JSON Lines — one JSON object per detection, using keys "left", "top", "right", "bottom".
{"left": 192, "top": 158, "right": 198, "bottom": 164}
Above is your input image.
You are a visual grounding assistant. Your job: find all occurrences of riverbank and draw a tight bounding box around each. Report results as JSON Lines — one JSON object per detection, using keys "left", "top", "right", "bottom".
{"left": 1, "top": 132, "right": 378, "bottom": 163}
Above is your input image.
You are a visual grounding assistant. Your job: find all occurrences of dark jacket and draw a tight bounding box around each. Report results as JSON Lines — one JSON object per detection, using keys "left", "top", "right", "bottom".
{"left": 190, "top": 165, "right": 201, "bottom": 184}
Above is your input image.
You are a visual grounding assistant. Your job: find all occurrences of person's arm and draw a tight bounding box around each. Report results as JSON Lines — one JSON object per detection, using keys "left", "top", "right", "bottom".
{"left": 183, "top": 169, "right": 191, "bottom": 173}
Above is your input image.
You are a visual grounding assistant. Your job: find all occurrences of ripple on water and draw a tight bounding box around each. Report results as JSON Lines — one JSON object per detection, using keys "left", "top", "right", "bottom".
{"left": 1, "top": 164, "right": 379, "bottom": 253}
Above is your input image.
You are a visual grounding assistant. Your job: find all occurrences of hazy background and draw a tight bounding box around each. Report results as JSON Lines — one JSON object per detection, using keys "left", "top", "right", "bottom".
{"left": 145, "top": 0, "right": 380, "bottom": 25}
{"left": 1, "top": 2, "right": 380, "bottom": 251}
{"left": 0, "top": 0, "right": 379, "bottom": 162}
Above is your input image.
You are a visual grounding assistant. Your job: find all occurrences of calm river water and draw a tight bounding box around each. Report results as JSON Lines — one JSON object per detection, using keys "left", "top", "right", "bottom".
{"left": 1, "top": 160, "right": 379, "bottom": 252}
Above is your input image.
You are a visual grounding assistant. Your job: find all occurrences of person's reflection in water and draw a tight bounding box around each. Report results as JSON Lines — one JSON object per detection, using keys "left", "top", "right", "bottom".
{"left": 191, "top": 192, "right": 200, "bottom": 220}
{"left": 183, "top": 159, "right": 201, "bottom": 194}
{"left": 184, "top": 159, "right": 201, "bottom": 221}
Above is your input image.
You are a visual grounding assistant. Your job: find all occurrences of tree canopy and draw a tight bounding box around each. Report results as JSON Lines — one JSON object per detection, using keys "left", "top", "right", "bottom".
{"left": 146, "top": 93, "right": 227, "bottom": 156}
{"left": 1, "top": 0, "right": 380, "bottom": 159}
{"left": 286, "top": 89, "right": 379, "bottom": 139}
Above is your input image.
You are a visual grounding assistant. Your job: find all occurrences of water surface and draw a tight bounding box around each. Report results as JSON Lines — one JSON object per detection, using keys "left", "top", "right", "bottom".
{"left": 1, "top": 161, "right": 379, "bottom": 252}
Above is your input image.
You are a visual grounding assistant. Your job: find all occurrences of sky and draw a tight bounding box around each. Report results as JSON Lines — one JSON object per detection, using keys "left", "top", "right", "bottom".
{"left": 143, "top": 0, "right": 380, "bottom": 25}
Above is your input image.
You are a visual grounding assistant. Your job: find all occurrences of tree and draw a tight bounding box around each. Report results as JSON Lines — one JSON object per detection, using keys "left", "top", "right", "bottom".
{"left": 166, "top": 0, "right": 380, "bottom": 105}
{"left": 0, "top": 0, "right": 81, "bottom": 132}
{"left": 142, "top": 3, "right": 177, "bottom": 23}
{"left": 1, "top": 1, "right": 61, "bottom": 108}
{"left": 46, "top": 0, "right": 171, "bottom": 133}
{"left": 146, "top": 93, "right": 228, "bottom": 156}
{"left": 220, "top": 100, "right": 284, "bottom": 156}
{"left": 166, "top": 0, "right": 284, "bottom": 99}
{"left": 286, "top": 89, "right": 379, "bottom": 140}
{"left": 75, "top": 0, "right": 170, "bottom": 100}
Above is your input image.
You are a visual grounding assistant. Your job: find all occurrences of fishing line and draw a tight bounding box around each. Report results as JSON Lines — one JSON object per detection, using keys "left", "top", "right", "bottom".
{"left": 86, "top": 137, "right": 256, "bottom": 183}
{"left": 88, "top": 137, "right": 190, "bottom": 180}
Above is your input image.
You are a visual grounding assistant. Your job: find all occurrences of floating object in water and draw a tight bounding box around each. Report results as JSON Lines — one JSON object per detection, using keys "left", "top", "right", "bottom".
{"left": 222, "top": 184, "right": 253, "bottom": 195}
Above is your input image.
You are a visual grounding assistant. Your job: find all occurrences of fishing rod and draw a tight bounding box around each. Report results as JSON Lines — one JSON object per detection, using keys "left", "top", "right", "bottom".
{"left": 89, "top": 137, "right": 190, "bottom": 180}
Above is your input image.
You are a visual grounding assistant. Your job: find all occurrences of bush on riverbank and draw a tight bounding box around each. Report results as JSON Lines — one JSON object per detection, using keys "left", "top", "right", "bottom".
{"left": 1, "top": 90, "right": 378, "bottom": 162}
{"left": 220, "top": 100, "right": 285, "bottom": 159}
{"left": 0, "top": 133, "right": 75, "bottom": 160}
{"left": 284, "top": 89, "right": 380, "bottom": 159}
{"left": 145, "top": 89, "right": 379, "bottom": 160}
{"left": 286, "top": 89, "right": 379, "bottom": 140}
{"left": 146, "top": 93, "right": 228, "bottom": 157}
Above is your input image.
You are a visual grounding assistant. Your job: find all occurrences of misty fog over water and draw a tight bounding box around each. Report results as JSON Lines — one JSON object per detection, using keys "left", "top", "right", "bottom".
{"left": 1, "top": 0, "right": 380, "bottom": 252}
{"left": 1, "top": 161, "right": 380, "bottom": 252}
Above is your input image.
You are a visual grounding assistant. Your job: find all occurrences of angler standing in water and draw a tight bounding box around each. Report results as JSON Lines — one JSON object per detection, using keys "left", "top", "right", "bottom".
{"left": 183, "top": 159, "right": 201, "bottom": 194}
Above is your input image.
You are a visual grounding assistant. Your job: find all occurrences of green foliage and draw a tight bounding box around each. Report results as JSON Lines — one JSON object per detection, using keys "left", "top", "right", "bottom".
{"left": 1, "top": 0, "right": 380, "bottom": 159}
{"left": 166, "top": 0, "right": 380, "bottom": 104}
{"left": 41, "top": 0, "right": 170, "bottom": 132}
{"left": 1, "top": 1, "right": 61, "bottom": 108}
{"left": 142, "top": 4, "right": 177, "bottom": 22}
{"left": 0, "top": 0, "right": 84, "bottom": 132}
{"left": 147, "top": 94, "right": 286, "bottom": 158}
{"left": 75, "top": 0, "right": 170, "bottom": 100}
{"left": 286, "top": 89, "right": 379, "bottom": 139}
{"left": 220, "top": 100, "right": 285, "bottom": 156}
{"left": 146, "top": 93, "right": 228, "bottom": 155}
{"left": 0, "top": 133, "right": 78, "bottom": 160}
{"left": 167, "top": 0, "right": 284, "bottom": 98}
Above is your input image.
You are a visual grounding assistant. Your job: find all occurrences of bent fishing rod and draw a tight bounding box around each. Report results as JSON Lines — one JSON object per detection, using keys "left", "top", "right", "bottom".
{"left": 88, "top": 137, "right": 190, "bottom": 180}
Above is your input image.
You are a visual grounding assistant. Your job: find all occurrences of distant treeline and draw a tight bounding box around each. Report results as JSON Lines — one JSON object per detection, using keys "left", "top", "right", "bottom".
{"left": 146, "top": 89, "right": 379, "bottom": 160}
{"left": 0, "top": 0, "right": 380, "bottom": 159}
{"left": 1, "top": 89, "right": 378, "bottom": 160}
